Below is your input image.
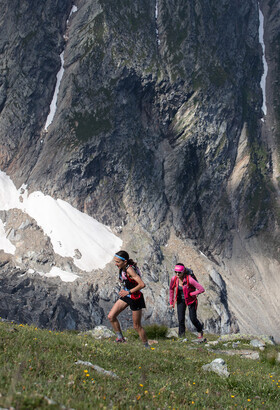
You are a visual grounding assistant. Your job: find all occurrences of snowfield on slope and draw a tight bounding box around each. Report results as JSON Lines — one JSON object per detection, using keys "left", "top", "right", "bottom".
{"left": 0, "top": 170, "right": 122, "bottom": 280}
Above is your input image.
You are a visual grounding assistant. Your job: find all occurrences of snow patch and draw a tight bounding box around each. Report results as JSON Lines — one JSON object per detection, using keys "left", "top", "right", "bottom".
{"left": 259, "top": 6, "right": 268, "bottom": 116}
{"left": 0, "top": 219, "right": 16, "bottom": 254}
{"left": 45, "top": 266, "right": 79, "bottom": 282}
{"left": 155, "top": 0, "right": 160, "bottom": 45}
{"left": 44, "top": 52, "right": 65, "bottom": 130}
{"left": 0, "top": 170, "right": 122, "bottom": 274}
{"left": 44, "top": 4, "right": 78, "bottom": 131}
{"left": 67, "top": 5, "right": 78, "bottom": 24}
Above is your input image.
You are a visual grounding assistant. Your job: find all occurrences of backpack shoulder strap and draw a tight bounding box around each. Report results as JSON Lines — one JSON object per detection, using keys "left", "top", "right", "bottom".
{"left": 186, "top": 268, "right": 198, "bottom": 282}
{"left": 127, "top": 264, "right": 142, "bottom": 277}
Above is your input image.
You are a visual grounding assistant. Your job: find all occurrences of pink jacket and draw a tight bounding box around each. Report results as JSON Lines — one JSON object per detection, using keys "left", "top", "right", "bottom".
{"left": 169, "top": 275, "right": 205, "bottom": 307}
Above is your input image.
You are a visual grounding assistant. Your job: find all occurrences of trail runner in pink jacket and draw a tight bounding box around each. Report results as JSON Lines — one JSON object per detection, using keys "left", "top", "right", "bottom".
{"left": 169, "top": 263, "right": 205, "bottom": 340}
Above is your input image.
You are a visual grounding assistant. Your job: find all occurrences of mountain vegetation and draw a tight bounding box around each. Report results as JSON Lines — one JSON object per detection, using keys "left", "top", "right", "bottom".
{"left": 0, "top": 321, "right": 279, "bottom": 409}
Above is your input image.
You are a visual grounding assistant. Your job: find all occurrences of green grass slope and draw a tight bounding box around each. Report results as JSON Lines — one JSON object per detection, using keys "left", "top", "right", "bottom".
{"left": 0, "top": 321, "right": 279, "bottom": 409}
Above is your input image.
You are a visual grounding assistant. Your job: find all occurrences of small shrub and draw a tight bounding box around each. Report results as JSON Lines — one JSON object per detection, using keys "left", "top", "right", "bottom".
{"left": 144, "top": 324, "right": 168, "bottom": 339}
{"left": 260, "top": 350, "right": 278, "bottom": 366}
{"left": 125, "top": 324, "right": 168, "bottom": 340}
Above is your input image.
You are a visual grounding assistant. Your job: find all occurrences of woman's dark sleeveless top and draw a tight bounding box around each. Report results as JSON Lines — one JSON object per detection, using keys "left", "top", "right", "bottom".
{"left": 119, "top": 265, "right": 141, "bottom": 299}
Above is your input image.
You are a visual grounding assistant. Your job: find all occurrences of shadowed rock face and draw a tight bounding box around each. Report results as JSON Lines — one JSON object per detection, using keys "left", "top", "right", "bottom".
{"left": 0, "top": 0, "right": 279, "bottom": 339}
{"left": 0, "top": 267, "right": 104, "bottom": 331}
{"left": 2, "top": 0, "right": 261, "bottom": 244}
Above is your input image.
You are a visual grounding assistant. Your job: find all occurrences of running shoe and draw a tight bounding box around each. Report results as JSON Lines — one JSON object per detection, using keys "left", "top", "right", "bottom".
{"left": 197, "top": 336, "right": 206, "bottom": 343}
{"left": 115, "top": 337, "right": 126, "bottom": 343}
{"left": 196, "top": 331, "right": 206, "bottom": 342}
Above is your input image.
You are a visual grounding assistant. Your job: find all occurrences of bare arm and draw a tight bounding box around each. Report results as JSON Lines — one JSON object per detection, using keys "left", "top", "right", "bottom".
{"left": 126, "top": 266, "right": 145, "bottom": 293}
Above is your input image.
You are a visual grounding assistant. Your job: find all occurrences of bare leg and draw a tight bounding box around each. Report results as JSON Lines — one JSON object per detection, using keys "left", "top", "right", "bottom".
{"left": 132, "top": 310, "right": 147, "bottom": 343}
{"left": 108, "top": 299, "right": 128, "bottom": 333}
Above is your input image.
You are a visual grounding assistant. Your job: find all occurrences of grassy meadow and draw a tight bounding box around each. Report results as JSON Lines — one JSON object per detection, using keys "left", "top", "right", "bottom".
{"left": 0, "top": 321, "right": 279, "bottom": 409}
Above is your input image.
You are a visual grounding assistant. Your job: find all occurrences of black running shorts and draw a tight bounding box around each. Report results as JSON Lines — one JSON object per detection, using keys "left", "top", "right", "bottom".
{"left": 120, "top": 293, "right": 146, "bottom": 311}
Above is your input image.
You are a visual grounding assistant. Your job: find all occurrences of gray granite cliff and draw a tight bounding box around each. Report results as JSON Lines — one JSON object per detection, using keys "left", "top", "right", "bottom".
{"left": 0, "top": 0, "right": 279, "bottom": 341}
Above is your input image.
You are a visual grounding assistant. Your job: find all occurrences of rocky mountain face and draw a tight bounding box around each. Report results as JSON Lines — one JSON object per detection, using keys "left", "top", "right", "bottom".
{"left": 0, "top": 0, "right": 279, "bottom": 341}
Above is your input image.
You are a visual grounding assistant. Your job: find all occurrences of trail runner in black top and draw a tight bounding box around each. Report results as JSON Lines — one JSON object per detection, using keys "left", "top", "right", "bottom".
{"left": 107, "top": 250, "right": 149, "bottom": 347}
